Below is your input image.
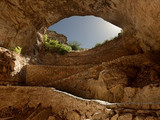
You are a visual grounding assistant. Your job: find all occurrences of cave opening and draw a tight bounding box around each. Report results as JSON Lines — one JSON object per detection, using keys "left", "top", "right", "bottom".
{"left": 47, "top": 16, "right": 122, "bottom": 51}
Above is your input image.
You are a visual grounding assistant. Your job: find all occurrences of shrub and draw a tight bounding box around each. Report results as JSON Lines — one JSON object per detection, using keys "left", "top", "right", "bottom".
{"left": 94, "top": 43, "right": 102, "bottom": 47}
{"left": 44, "top": 34, "right": 48, "bottom": 42}
{"left": 44, "top": 39, "right": 59, "bottom": 51}
{"left": 68, "top": 41, "right": 81, "bottom": 50}
{"left": 59, "top": 44, "right": 72, "bottom": 55}
{"left": 13, "top": 46, "right": 22, "bottom": 54}
{"left": 44, "top": 34, "right": 72, "bottom": 55}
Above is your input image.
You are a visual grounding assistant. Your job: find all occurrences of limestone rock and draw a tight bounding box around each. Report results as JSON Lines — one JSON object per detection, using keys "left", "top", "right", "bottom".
{"left": 26, "top": 64, "right": 93, "bottom": 86}
{"left": 134, "top": 116, "right": 145, "bottom": 120}
{"left": 98, "top": 69, "right": 128, "bottom": 89}
{"left": 48, "top": 116, "right": 56, "bottom": 120}
{"left": 118, "top": 113, "right": 132, "bottom": 120}
{"left": 122, "top": 87, "right": 136, "bottom": 102}
{"left": 132, "top": 85, "right": 160, "bottom": 103}
{"left": 145, "top": 116, "right": 158, "bottom": 120}
{"left": 28, "top": 108, "right": 52, "bottom": 120}
{"left": 2, "top": 66, "right": 7, "bottom": 73}
{"left": 66, "top": 111, "right": 81, "bottom": 120}
{"left": 0, "top": 86, "right": 107, "bottom": 120}
{"left": 0, "top": 0, "right": 160, "bottom": 54}
{"left": 92, "top": 112, "right": 108, "bottom": 120}
{"left": 111, "top": 114, "right": 119, "bottom": 120}
{"left": 46, "top": 30, "right": 67, "bottom": 44}
{"left": 110, "top": 84, "right": 124, "bottom": 102}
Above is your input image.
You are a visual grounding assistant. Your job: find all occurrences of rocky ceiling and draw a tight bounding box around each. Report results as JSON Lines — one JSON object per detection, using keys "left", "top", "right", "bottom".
{"left": 0, "top": 0, "right": 160, "bottom": 53}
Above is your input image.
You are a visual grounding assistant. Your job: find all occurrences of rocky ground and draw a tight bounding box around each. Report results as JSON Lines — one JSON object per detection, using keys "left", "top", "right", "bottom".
{"left": 0, "top": 35, "right": 160, "bottom": 119}
{"left": 1, "top": 0, "right": 160, "bottom": 120}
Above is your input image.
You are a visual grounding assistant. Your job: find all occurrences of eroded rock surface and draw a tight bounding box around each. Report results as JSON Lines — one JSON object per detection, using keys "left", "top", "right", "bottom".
{"left": 0, "top": 86, "right": 160, "bottom": 120}
{"left": 1, "top": 0, "right": 160, "bottom": 119}
{"left": 26, "top": 54, "right": 160, "bottom": 103}
{"left": 46, "top": 30, "right": 67, "bottom": 44}
{"left": 0, "top": 47, "right": 28, "bottom": 85}
{"left": 0, "top": 0, "right": 160, "bottom": 54}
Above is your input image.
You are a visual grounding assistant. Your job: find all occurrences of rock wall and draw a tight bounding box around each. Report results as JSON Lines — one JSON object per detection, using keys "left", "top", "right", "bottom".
{"left": 46, "top": 30, "right": 67, "bottom": 44}
{"left": 26, "top": 54, "right": 160, "bottom": 104}
{"left": 0, "top": 86, "right": 160, "bottom": 120}
{"left": 26, "top": 64, "right": 93, "bottom": 86}
{"left": 1, "top": 1, "right": 160, "bottom": 119}
{"left": 0, "top": 0, "right": 160, "bottom": 54}
{"left": 0, "top": 47, "right": 28, "bottom": 85}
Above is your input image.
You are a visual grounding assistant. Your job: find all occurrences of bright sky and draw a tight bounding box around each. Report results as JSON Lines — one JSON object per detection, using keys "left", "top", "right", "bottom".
{"left": 48, "top": 16, "right": 122, "bottom": 49}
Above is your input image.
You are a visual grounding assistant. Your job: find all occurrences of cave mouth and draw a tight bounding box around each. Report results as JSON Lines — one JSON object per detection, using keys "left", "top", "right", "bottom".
{"left": 47, "top": 16, "right": 122, "bottom": 50}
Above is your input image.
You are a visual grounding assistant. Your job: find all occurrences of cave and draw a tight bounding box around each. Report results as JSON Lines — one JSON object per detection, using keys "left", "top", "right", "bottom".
{"left": 0, "top": 0, "right": 160, "bottom": 119}
{"left": 48, "top": 16, "right": 122, "bottom": 49}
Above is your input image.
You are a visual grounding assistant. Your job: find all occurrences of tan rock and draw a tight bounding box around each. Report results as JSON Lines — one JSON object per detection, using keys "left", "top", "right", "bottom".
{"left": 111, "top": 114, "right": 119, "bottom": 120}
{"left": 145, "top": 116, "right": 158, "bottom": 120}
{"left": 110, "top": 84, "right": 124, "bottom": 102}
{"left": 92, "top": 112, "right": 108, "bottom": 120}
{"left": 141, "top": 104, "right": 150, "bottom": 110}
{"left": 122, "top": 87, "right": 137, "bottom": 102}
{"left": 118, "top": 113, "right": 132, "bottom": 120}
{"left": 48, "top": 116, "right": 56, "bottom": 120}
{"left": 29, "top": 108, "right": 52, "bottom": 120}
{"left": 132, "top": 85, "right": 160, "bottom": 103}
{"left": 2, "top": 66, "right": 7, "bottom": 73}
{"left": 46, "top": 30, "right": 67, "bottom": 44}
{"left": 98, "top": 69, "right": 128, "bottom": 89}
{"left": 89, "top": 80, "right": 113, "bottom": 102}
{"left": 0, "top": 86, "right": 107, "bottom": 120}
{"left": 9, "top": 61, "right": 15, "bottom": 71}
{"left": 0, "top": 0, "right": 160, "bottom": 54}
{"left": 134, "top": 116, "right": 145, "bottom": 120}
{"left": 156, "top": 111, "right": 160, "bottom": 117}
{"left": 66, "top": 111, "right": 80, "bottom": 120}
{"left": 124, "top": 87, "right": 136, "bottom": 98}
{"left": 105, "top": 109, "right": 115, "bottom": 116}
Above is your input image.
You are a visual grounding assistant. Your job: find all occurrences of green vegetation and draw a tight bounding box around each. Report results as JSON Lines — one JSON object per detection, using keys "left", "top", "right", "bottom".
{"left": 13, "top": 46, "right": 22, "bottom": 54}
{"left": 93, "top": 39, "right": 111, "bottom": 48}
{"left": 93, "top": 30, "right": 124, "bottom": 48}
{"left": 44, "top": 34, "right": 48, "bottom": 41}
{"left": 94, "top": 43, "right": 102, "bottom": 47}
{"left": 44, "top": 34, "right": 72, "bottom": 55}
{"left": 68, "top": 41, "right": 81, "bottom": 50}
{"left": 59, "top": 44, "right": 72, "bottom": 55}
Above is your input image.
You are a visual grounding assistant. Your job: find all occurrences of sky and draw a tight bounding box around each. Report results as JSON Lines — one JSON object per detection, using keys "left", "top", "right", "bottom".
{"left": 48, "top": 16, "right": 122, "bottom": 49}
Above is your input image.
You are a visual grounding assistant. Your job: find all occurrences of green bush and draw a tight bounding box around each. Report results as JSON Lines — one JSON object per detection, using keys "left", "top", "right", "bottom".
{"left": 44, "top": 34, "right": 72, "bottom": 55}
{"left": 94, "top": 43, "right": 102, "bottom": 47}
{"left": 59, "top": 44, "right": 72, "bottom": 55}
{"left": 68, "top": 41, "right": 81, "bottom": 50}
{"left": 13, "top": 46, "right": 22, "bottom": 54}
{"left": 44, "top": 34, "right": 48, "bottom": 42}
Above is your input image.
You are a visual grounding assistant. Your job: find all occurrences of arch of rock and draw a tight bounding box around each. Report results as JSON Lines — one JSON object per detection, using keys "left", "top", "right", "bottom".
{"left": 0, "top": 0, "right": 160, "bottom": 53}
{"left": 1, "top": 0, "right": 160, "bottom": 120}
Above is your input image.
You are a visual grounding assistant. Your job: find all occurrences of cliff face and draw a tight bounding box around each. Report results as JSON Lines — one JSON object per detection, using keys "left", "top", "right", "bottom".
{"left": 0, "top": 0, "right": 160, "bottom": 53}
{"left": 46, "top": 30, "right": 67, "bottom": 44}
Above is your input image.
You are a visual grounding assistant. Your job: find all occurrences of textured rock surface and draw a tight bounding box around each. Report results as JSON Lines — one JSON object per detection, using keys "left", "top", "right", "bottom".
{"left": 38, "top": 36, "right": 135, "bottom": 66}
{"left": 0, "top": 0, "right": 160, "bottom": 54}
{"left": 26, "top": 54, "right": 160, "bottom": 103}
{"left": 0, "top": 86, "right": 160, "bottom": 120}
{"left": 26, "top": 64, "right": 93, "bottom": 86}
{"left": 1, "top": 0, "right": 160, "bottom": 119}
{"left": 46, "top": 30, "right": 67, "bottom": 44}
{"left": 0, "top": 86, "right": 106, "bottom": 120}
{"left": 0, "top": 47, "right": 27, "bottom": 85}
